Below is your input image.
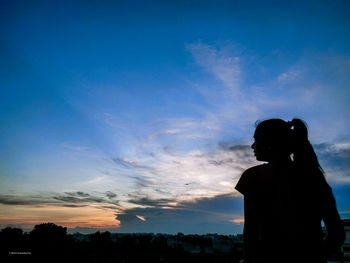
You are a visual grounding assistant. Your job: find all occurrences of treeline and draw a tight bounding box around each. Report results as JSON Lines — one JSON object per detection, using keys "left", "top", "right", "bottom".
{"left": 0, "top": 223, "right": 243, "bottom": 263}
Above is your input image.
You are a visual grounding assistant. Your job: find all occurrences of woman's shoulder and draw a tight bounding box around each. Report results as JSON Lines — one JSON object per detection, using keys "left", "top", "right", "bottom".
{"left": 235, "top": 164, "right": 269, "bottom": 195}
{"left": 242, "top": 163, "right": 269, "bottom": 176}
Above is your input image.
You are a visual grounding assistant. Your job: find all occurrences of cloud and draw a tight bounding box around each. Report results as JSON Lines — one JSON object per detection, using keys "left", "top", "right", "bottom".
{"left": 231, "top": 218, "right": 244, "bottom": 224}
{"left": 61, "top": 143, "right": 90, "bottom": 152}
{"left": 53, "top": 195, "right": 105, "bottom": 204}
{"left": 0, "top": 195, "right": 56, "bottom": 206}
{"left": 183, "top": 42, "right": 266, "bottom": 141}
{"left": 315, "top": 142, "right": 350, "bottom": 183}
{"left": 109, "top": 139, "right": 350, "bottom": 233}
{"left": 128, "top": 196, "right": 174, "bottom": 207}
{"left": 93, "top": 43, "right": 257, "bottom": 156}
{"left": 115, "top": 193, "right": 244, "bottom": 234}
{"left": 61, "top": 204, "right": 88, "bottom": 208}
{"left": 277, "top": 70, "right": 301, "bottom": 82}
{"left": 0, "top": 191, "right": 120, "bottom": 209}
{"left": 64, "top": 191, "right": 90, "bottom": 197}
{"left": 82, "top": 175, "right": 115, "bottom": 186}
{"left": 105, "top": 191, "right": 117, "bottom": 199}
{"left": 136, "top": 215, "right": 146, "bottom": 221}
{"left": 103, "top": 142, "right": 257, "bottom": 205}
{"left": 107, "top": 140, "right": 350, "bottom": 233}
{"left": 151, "top": 117, "right": 221, "bottom": 142}
{"left": 186, "top": 42, "right": 350, "bottom": 145}
{"left": 186, "top": 42, "right": 241, "bottom": 94}
{"left": 110, "top": 157, "right": 153, "bottom": 170}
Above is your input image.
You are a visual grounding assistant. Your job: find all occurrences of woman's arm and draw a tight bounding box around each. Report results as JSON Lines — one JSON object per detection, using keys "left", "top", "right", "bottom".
{"left": 322, "top": 186, "right": 345, "bottom": 258}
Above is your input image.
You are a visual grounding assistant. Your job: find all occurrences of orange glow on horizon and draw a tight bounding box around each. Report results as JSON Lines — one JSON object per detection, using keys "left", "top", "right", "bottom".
{"left": 231, "top": 218, "right": 244, "bottom": 224}
{"left": 0, "top": 204, "right": 120, "bottom": 230}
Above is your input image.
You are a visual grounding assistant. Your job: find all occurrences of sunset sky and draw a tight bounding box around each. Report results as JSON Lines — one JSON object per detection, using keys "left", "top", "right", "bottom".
{"left": 1, "top": 0, "right": 350, "bottom": 234}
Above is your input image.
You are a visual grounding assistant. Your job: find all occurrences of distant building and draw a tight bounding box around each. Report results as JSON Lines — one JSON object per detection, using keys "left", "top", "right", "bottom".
{"left": 343, "top": 219, "right": 350, "bottom": 258}
{"left": 71, "top": 232, "right": 89, "bottom": 242}
{"left": 212, "top": 237, "right": 234, "bottom": 253}
{"left": 233, "top": 234, "right": 243, "bottom": 242}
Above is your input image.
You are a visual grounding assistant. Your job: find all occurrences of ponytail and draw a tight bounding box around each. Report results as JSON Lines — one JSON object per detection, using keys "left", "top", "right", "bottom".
{"left": 289, "top": 118, "right": 325, "bottom": 175}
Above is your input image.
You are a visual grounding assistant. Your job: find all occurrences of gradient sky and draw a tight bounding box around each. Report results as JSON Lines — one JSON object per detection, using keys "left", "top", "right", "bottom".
{"left": 1, "top": 0, "right": 350, "bottom": 234}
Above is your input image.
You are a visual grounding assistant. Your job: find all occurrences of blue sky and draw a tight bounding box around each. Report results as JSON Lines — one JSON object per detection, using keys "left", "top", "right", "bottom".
{"left": 1, "top": 0, "right": 350, "bottom": 234}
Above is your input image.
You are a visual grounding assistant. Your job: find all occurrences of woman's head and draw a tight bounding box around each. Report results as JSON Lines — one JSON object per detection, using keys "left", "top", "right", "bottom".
{"left": 252, "top": 119, "right": 292, "bottom": 161}
{"left": 252, "top": 118, "right": 318, "bottom": 167}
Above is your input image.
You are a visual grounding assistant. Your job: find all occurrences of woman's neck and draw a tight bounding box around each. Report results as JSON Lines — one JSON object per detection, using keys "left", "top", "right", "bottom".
{"left": 268, "top": 156, "right": 292, "bottom": 166}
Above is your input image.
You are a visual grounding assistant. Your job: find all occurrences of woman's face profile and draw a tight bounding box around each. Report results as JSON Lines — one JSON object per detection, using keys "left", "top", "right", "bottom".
{"left": 252, "top": 130, "right": 271, "bottom": 162}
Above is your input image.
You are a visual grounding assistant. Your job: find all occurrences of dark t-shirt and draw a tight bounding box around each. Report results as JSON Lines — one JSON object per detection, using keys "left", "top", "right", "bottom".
{"left": 235, "top": 162, "right": 336, "bottom": 263}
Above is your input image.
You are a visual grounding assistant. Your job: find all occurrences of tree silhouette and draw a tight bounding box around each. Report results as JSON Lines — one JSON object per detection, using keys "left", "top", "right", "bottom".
{"left": 0, "top": 227, "right": 25, "bottom": 256}
{"left": 30, "top": 222, "right": 67, "bottom": 260}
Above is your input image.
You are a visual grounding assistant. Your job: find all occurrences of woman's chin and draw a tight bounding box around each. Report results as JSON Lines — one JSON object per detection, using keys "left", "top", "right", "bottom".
{"left": 255, "top": 155, "right": 268, "bottom": 162}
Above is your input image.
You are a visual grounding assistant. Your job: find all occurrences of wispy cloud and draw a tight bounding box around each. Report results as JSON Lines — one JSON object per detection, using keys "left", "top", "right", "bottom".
{"left": 104, "top": 142, "right": 257, "bottom": 204}
{"left": 0, "top": 195, "right": 57, "bottom": 206}
{"left": 230, "top": 218, "right": 244, "bottom": 224}
{"left": 65, "top": 191, "right": 90, "bottom": 197}
{"left": 315, "top": 142, "right": 350, "bottom": 183}
{"left": 136, "top": 215, "right": 146, "bottom": 221}
{"left": 115, "top": 193, "right": 244, "bottom": 234}
{"left": 61, "top": 143, "right": 90, "bottom": 152}
{"left": 105, "top": 191, "right": 117, "bottom": 199}
{"left": 186, "top": 42, "right": 242, "bottom": 94}
{"left": 0, "top": 191, "right": 120, "bottom": 209}
{"left": 128, "top": 197, "right": 174, "bottom": 207}
{"left": 186, "top": 42, "right": 350, "bottom": 145}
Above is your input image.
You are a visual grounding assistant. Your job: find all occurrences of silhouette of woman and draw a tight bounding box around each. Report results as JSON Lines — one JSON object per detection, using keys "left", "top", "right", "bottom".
{"left": 235, "top": 119, "right": 344, "bottom": 263}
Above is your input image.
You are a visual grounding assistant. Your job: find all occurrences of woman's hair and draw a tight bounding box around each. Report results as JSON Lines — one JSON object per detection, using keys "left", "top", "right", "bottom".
{"left": 255, "top": 118, "right": 325, "bottom": 175}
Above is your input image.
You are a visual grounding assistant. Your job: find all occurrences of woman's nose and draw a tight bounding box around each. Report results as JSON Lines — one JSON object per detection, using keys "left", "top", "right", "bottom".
{"left": 251, "top": 142, "right": 255, "bottom": 149}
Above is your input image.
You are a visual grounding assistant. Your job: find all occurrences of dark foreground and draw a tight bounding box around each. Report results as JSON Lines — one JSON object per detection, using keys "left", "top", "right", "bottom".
{"left": 2, "top": 222, "right": 349, "bottom": 263}
{"left": 1, "top": 223, "right": 243, "bottom": 263}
